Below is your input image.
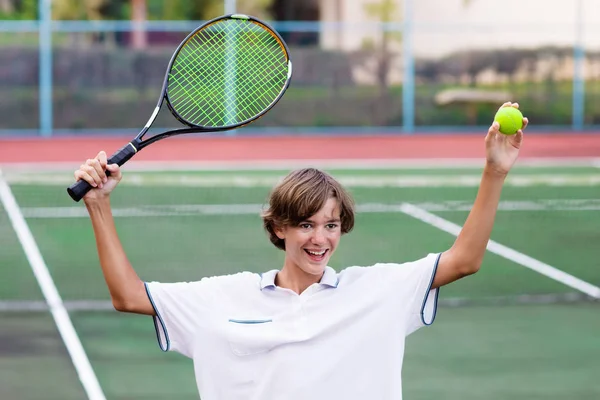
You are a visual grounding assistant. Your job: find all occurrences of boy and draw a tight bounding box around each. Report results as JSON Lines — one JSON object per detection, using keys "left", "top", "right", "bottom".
{"left": 74, "top": 103, "right": 528, "bottom": 399}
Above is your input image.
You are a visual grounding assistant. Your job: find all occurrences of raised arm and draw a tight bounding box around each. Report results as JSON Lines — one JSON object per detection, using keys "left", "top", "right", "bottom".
{"left": 432, "top": 102, "right": 529, "bottom": 289}
{"left": 75, "top": 151, "right": 155, "bottom": 315}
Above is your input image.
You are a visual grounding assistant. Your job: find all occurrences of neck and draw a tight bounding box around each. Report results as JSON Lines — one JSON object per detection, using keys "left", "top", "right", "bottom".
{"left": 275, "top": 265, "right": 323, "bottom": 295}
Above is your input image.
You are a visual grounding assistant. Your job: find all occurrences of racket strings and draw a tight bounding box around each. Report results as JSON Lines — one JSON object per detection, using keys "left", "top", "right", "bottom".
{"left": 169, "top": 31, "right": 233, "bottom": 123}
{"left": 170, "top": 34, "right": 231, "bottom": 124}
{"left": 227, "top": 32, "right": 288, "bottom": 116}
{"left": 213, "top": 22, "right": 288, "bottom": 116}
{"left": 171, "top": 29, "right": 256, "bottom": 125}
{"left": 196, "top": 24, "right": 287, "bottom": 124}
{"left": 167, "top": 19, "right": 289, "bottom": 127}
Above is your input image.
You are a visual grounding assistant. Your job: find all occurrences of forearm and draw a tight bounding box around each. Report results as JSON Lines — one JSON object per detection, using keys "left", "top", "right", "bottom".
{"left": 85, "top": 198, "right": 144, "bottom": 308}
{"left": 449, "top": 164, "right": 507, "bottom": 269}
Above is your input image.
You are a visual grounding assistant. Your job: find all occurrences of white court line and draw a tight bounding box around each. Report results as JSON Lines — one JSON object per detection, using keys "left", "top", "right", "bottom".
{"left": 5, "top": 174, "right": 600, "bottom": 187}
{"left": 399, "top": 203, "right": 600, "bottom": 299}
{"left": 17, "top": 199, "right": 600, "bottom": 219}
{"left": 1, "top": 157, "right": 600, "bottom": 172}
{"left": 0, "top": 170, "right": 106, "bottom": 400}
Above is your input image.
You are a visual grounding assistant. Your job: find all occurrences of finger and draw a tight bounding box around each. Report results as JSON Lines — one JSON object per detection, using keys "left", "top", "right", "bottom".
{"left": 74, "top": 169, "right": 98, "bottom": 188}
{"left": 513, "top": 130, "right": 524, "bottom": 146}
{"left": 86, "top": 158, "right": 107, "bottom": 184}
{"left": 511, "top": 102, "right": 520, "bottom": 109}
{"left": 83, "top": 161, "right": 103, "bottom": 187}
{"left": 96, "top": 151, "right": 108, "bottom": 168}
{"left": 522, "top": 117, "right": 529, "bottom": 130}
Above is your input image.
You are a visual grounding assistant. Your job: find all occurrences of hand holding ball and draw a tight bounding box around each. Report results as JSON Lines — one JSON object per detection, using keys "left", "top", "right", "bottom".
{"left": 494, "top": 107, "right": 523, "bottom": 135}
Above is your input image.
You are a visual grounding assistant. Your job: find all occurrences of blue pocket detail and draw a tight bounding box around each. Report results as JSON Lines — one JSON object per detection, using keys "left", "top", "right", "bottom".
{"left": 228, "top": 319, "right": 273, "bottom": 324}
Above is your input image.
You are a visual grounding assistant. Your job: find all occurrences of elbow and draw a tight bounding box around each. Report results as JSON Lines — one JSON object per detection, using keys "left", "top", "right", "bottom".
{"left": 110, "top": 280, "right": 147, "bottom": 313}
{"left": 112, "top": 298, "right": 127, "bottom": 312}
{"left": 445, "top": 248, "right": 482, "bottom": 277}
{"left": 459, "top": 261, "right": 481, "bottom": 277}
{"left": 111, "top": 296, "right": 132, "bottom": 313}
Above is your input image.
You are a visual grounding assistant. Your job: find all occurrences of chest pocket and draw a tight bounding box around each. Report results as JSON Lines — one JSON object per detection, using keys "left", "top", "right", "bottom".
{"left": 226, "top": 317, "right": 299, "bottom": 356}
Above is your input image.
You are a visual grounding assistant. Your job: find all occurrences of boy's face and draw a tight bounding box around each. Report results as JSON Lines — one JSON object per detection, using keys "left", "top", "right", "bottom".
{"left": 276, "top": 197, "right": 342, "bottom": 277}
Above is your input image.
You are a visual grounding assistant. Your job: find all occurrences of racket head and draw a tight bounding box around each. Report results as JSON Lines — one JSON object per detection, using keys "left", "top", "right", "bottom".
{"left": 164, "top": 14, "right": 292, "bottom": 130}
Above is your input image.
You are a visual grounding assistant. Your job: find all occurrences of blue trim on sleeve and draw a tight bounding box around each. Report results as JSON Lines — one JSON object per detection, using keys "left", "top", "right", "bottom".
{"left": 144, "top": 282, "right": 171, "bottom": 352}
{"left": 420, "top": 253, "right": 441, "bottom": 326}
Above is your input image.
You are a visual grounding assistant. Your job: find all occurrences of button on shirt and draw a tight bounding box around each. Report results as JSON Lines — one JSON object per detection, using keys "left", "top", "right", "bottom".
{"left": 145, "top": 252, "right": 441, "bottom": 400}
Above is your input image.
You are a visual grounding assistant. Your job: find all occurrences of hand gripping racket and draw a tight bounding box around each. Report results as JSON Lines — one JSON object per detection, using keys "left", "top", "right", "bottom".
{"left": 67, "top": 13, "right": 292, "bottom": 201}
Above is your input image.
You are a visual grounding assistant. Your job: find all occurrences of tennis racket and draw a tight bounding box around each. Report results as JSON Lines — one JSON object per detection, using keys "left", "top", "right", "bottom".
{"left": 67, "top": 13, "right": 292, "bottom": 202}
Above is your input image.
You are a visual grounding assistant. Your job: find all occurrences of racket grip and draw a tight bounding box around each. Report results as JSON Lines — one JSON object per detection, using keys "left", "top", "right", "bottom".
{"left": 67, "top": 143, "right": 137, "bottom": 202}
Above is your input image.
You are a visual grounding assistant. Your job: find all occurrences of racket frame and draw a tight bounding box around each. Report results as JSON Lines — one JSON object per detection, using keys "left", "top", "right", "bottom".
{"left": 136, "top": 13, "right": 292, "bottom": 151}
{"left": 67, "top": 13, "right": 292, "bottom": 202}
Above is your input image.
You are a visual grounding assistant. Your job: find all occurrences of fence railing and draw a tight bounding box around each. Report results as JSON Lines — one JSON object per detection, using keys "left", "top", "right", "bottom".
{"left": 1, "top": 15, "right": 596, "bottom": 136}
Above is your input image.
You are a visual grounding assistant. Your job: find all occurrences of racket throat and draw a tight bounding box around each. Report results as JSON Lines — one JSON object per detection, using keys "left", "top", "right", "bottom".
{"left": 145, "top": 106, "right": 160, "bottom": 128}
{"left": 107, "top": 140, "right": 140, "bottom": 167}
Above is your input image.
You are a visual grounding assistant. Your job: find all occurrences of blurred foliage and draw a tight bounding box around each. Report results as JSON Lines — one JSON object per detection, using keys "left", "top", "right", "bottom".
{"left": 0, "top": 0, "right": 36, "bottom": 19}
{"left": 150, "top": 0, "right": 223, "bottom": 21}
{"left": 360, "top": 0, "right": 403, "bottom": 124}
{"left": 53, "top": 0, "right": 128, "bottom": 20}
{"left": 4, "top": 41, "right": 598, "bottom": 128}
{"left": 48, "top": 0, "right": 274, "bottom": 21}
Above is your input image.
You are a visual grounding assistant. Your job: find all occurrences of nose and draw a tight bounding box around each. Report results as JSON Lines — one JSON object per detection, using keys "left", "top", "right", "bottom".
{"left": 311, "top": 227, "right": 326, "bottom": 245}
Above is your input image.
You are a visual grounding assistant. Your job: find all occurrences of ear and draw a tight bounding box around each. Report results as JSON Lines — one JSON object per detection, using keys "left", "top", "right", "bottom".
{"left": 274, "top": 224, "right": 286, "bottom": 240}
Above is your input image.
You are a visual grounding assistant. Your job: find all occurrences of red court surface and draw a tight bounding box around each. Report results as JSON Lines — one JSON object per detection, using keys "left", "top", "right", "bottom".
{"left": 0, "top": 133, "right": 599, "bottom": 163}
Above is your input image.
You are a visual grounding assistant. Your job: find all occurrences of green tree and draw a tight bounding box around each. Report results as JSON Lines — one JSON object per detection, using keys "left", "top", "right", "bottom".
{"left": 0, "top": 0, "right": 36, "bottom": 19}
{"left": 53, "top": 0, "right": 126, "bottom": 20}
{"left": 362, "top": 0, "right": 403, "bottom": 93}
{"left": 157, "top": 0, "right": 272, "bottom": 20}
{"left": 236, "top": 0, "right": 273, "bottom": 20}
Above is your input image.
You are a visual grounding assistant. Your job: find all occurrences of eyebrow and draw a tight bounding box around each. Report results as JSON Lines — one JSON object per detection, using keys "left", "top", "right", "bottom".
{"left": 304, "top": 218, "right": 341, "bottom": 223}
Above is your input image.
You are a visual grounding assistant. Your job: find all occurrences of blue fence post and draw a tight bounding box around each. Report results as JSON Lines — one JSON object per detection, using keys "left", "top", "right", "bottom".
{"left": 225, "top": 0, "right": 237, "bottom": 135}
{"left": 39, "top": 0, "right": 53, "bottom": 137}
{"left": 402, "top": 0, "right": 415, "bottom": 134}
{"left": 224, "top": 0, "right": 236, "bottom": 14}
{"left": 572, "top": 0, "right": 585, "bottom": 131}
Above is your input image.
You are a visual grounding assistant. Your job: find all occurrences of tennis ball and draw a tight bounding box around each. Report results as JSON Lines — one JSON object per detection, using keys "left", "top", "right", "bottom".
{"left": 494, "top": 107, "right": 524, "bottom": 135}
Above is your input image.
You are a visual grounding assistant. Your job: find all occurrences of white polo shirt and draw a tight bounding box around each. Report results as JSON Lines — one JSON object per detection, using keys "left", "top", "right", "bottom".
{"left": 145, "top": 252, "right": 441, "bottom": 400}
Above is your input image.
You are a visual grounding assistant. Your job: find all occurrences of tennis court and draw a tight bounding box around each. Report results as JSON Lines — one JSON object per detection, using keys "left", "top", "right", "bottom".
{"left": 1, "top": 161, "right": 599, "bottom": 399}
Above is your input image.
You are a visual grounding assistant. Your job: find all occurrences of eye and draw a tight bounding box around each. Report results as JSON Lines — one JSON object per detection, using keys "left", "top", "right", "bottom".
{"left": 299, "top": 223, "right": 312, "bottom": 229}
{"left": 326, "top": 223, "right": 339, "bottom": 229}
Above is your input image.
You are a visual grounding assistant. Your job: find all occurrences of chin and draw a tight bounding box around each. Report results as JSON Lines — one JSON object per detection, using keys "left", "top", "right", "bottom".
{"left": 302, "top": 261, "right": 329, "bottom": 275}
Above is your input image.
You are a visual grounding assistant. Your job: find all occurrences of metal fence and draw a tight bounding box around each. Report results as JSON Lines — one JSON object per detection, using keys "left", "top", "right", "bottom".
{"left": 1, "top": 2, "right": 598, "bottom": 136}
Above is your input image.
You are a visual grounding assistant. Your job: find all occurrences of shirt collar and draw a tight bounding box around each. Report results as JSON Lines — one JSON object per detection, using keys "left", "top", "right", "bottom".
{"left": 260, "top": 267, "right": 339, "bottom": 290}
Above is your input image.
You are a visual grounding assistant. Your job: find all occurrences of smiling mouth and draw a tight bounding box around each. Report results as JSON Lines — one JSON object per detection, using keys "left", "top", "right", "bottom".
{"left": 304, "top": 249, "right": 329, "bottom": 261}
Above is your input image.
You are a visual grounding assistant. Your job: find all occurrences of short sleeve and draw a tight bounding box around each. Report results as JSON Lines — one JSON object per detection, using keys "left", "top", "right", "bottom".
{"left": 145, "top": 279, "right": 216, "bottom": 358}
{"left": 378, "top": 253, "right": 441, "bottom": 336}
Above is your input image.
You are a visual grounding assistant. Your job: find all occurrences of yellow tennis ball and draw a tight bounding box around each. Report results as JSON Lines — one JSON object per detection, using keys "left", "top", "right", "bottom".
{"left": 494, "top": 107, "right": 523, "bottom": 135}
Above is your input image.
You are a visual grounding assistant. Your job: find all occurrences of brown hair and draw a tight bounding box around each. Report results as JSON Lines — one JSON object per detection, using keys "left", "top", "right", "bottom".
{"left": 262, "top": 168, "right": 355, "bottom": 250}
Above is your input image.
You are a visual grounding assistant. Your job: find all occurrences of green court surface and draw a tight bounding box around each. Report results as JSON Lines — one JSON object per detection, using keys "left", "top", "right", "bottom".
{"left": 0, "top": 313, "right": 87, "bottom": 400}
{"left": 1, "top": 164, "right": 599, "bottom": 399}
{"left": 0, "top": 203, "right": 45, "bottom": 300}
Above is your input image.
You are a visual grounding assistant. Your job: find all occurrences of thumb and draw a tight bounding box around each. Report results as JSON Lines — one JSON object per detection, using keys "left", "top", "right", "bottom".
{"left": 488, "top": 121, "right": 500, "bottom": 134}
{"left": 486, "top": 121, "right": 500, "bottom": 141}
{"left": 106, "top": 163, "right": 122, "bottom": 180}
